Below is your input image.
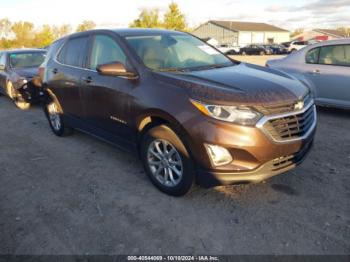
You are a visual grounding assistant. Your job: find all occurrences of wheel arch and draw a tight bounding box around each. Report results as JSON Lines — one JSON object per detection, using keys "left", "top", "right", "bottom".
{"left": 135, "top": 109, "right": 196, "bottom": 164}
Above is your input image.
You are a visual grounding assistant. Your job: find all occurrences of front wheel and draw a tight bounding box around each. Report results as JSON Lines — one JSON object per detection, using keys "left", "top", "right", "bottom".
{"left": 140, "top": 125, "right": 195, "bottom": 196}
{"left": 6, "top": 81, "right": 30, "bottom": 110}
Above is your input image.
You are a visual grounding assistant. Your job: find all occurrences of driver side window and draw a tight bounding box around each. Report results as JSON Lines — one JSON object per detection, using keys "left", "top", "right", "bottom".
{"left": 89, "top": 35, "right": 127, "bottom": 70}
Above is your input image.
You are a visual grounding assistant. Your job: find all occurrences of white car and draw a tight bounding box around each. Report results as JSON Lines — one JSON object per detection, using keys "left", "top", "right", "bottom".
{"left": 216, "top": 44, "right": 240, "bottom": 55}
{"left": 288, "top": 41, "right": 309, "bottom": 53}
{"left": 266, "top": 39, "right": 350, "bottom": 109}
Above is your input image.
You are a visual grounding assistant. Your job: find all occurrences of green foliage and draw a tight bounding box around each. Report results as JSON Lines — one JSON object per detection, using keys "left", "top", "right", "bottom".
{"left": 337, "top": 27, "right": 350, "bottom": 37}
{"left": 76, "top": 20, "right": 96, "bottom": 32}
{"left": 290, "top": 28, "right": 304, "bottom": 38}
{"left": 129, "top": 9, "right": 162, "bottom": 28}
{"left": 0, "top": 18, "right": 78, "bottom": 50}
{"left": 32, "top": 25, "right": 55, "bottom": 48}
{"left": 11, "top": 21, "right": 35, "bottom": 48}
{"left": 163, "top": 2, "right": 186, "bottom": 30}
{"left": 129, "top": 2, "right": 187, "bottom": 31}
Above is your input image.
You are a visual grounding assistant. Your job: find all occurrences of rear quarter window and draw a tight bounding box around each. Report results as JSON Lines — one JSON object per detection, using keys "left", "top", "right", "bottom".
{"left": 57, "top": 36, "right": 89, "bottom": 67}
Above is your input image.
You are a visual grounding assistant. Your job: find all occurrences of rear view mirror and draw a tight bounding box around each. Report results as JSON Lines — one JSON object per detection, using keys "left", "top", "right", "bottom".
{"left": 96, "top": 62, "right": 138, "bottom": 79}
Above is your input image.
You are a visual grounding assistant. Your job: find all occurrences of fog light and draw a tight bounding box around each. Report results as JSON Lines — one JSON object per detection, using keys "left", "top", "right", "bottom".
{"left": 205, "top": 144, "right": 233, "bottom": 167}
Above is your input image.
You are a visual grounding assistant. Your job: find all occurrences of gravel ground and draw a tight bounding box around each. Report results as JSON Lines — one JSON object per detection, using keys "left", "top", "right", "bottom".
{"left": 0, "top": 79, "right": 349, "bottom": 255}
{"left": 230, "top": 55, "right": 285, "bottom": 66}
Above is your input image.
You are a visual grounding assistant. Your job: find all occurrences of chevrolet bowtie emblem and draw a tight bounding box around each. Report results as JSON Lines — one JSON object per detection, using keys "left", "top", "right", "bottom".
{"left": 294, "top": 101, "right": 304, "bottom": 110}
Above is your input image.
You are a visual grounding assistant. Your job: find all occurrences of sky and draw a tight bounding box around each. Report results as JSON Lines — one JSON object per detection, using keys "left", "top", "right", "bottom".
{"left": 0, "top": 0, "right": 349, "bottom": 30}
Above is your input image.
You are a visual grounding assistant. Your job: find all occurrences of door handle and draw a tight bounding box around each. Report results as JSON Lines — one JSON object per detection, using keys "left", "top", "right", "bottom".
{"left": 312, "top": 69, "right": 321, "bottom": 74}
{"left": 82, "top": 76, "right": 93, "bottom": 84}
{"left": 52, "top": 68, "right": 58, "bottom": 74}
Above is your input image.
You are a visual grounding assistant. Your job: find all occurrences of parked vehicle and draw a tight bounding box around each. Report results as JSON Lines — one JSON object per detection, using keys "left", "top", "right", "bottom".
{"left": 41, "top": 29, "right": 316, "bottom": 196}
{"left": 240, "top": 45, "right": 269, "bottom": 55}
{"left": 266, "top": 39, "right": 350, "bottom": 109}
{"left": 216, "top": 44, "right": 240, "bottom": 55}
{"left": 267, "top": 44, "right": 289, "bottom": 54}
{"left": 288, "top": 41, "right": 309, "bottom": 53}
{"left": 0, "top": 49, "right": 46, "bottom": 109}
{"left": 260, "top": 45, "right": 273, "bottom": 55}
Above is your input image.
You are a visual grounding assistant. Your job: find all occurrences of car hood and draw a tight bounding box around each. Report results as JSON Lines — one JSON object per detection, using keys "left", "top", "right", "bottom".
{"left": 153, "top": 63, "right": 308, "bottom": 106}
{"left": 12, "top": 67, "right": 38, "bottom": 79}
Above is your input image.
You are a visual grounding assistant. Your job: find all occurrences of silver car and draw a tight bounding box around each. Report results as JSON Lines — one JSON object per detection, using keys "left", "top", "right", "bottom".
{"left": 266, "top": 39, "right": 350, "bottom": 109}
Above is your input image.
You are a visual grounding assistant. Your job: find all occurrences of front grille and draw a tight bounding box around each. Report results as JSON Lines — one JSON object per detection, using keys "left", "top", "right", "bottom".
{"left": 272, "top": 141, "right": 313, "bottom": 171}
{"left": 255, "top": 94, "right": 312, "bottom": 115}
{"left": 262, "top": 103, "right": 316, "bottom": 142}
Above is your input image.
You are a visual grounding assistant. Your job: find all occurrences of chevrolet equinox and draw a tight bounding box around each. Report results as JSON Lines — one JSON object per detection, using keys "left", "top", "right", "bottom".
{"left": 41, "top": 29, "right": 316, "bottom": 196}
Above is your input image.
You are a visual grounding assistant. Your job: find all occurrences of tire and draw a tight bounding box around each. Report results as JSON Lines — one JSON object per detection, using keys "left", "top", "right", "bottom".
{"left": 260, "top": 51, "right": 265, "bottom": 56}
{"left": 242, "top": 51, "right": 247, "bottom": 56}
{"left": 140, "top": 124, "right": 195, "bottom": 196}
{"left": 44, "top": 100, "right": 72, "bottom": 137}
{"left": 291, "top": 49, "right": 297, "bottom": 53}
{"left": 6, "top": 81, "right": 30, "bottom": 110}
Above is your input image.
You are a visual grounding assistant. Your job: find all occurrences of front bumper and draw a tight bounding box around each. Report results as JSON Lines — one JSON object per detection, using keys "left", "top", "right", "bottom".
{"left": 183, "top": 102, "right": 317, "bottom": 187}
{"left": 196, "top": 139, "right": 313, "bottom": 187}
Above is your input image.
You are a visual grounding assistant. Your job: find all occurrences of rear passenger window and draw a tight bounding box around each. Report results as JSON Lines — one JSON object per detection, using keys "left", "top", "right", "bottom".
{"left": 305, "top": 48, "right": 320, "bottom": 64}
{"left": 57, "top": 36, "right": 88, "bottom": 67}
{"left": 319, "top": 45, "right": 350, "bottom": 66}
{"left": 89, "top": 35, "right": 126, "bottom": 70}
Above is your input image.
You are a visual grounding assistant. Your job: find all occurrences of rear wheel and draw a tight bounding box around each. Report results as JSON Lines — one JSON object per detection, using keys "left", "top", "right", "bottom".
{"left": 6, "top": 81, "right": 30, "bottom": 110}
{"left": 140, "top": 125, "right": 195, "bottom": 196}
{"left": 44, "top": 100, "right": 72, "bottom": 136}
{"left": 259, "top": 51, "right": 265, "bottom": 56}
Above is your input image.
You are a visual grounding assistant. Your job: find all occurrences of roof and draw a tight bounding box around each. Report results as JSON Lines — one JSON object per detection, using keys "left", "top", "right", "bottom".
{"left": 313, "top": 29, "right": 346, "bottom": 38}
{"left": 208, "top": 20, "right": 289, "bottom": 32}
{"left": 1, "top": 48, "right": 46, "bottom": 54}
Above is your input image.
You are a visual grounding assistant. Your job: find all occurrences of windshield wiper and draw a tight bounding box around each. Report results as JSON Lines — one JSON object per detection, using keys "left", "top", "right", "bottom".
{"left": 157, "top": 67, "right": 188, "bottom": 72}
{"left": 186, "top": 63, "right": 233, "bottom": 72}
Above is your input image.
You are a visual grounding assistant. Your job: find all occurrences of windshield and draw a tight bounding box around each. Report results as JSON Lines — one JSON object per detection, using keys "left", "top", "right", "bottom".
{"left": 9, "top": 52, "right": 46, "bottom": 68}
{"left": 124, "top": 34, "right": 233, "bottom": 71}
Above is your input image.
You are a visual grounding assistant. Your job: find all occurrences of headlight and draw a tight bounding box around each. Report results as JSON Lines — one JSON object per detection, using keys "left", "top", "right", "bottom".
{"left": 190, "top": 99, "right": 262, "bottom": 126}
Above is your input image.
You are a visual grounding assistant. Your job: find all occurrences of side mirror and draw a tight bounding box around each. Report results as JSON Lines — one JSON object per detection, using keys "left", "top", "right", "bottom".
{"left": 96, "top": 62, "right": 138, "bottom": 79}
{"left": 0, "top": 64, "right": 5, "bottom": 70}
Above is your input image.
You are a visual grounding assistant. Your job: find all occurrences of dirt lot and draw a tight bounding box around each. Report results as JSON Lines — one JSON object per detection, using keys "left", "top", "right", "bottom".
{"left": 0, "top": 57, "right": 349, "bottom": 255}
{"left": 230, "top": 55, "right": 285, "bottom": 66}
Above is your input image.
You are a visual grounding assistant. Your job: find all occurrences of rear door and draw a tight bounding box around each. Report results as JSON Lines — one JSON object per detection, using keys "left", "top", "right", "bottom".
{"left": 80, "top": 33, "right": 136, "bottom": 140}
{"left": 304, "top": 44, "right": 350, "bottom": 107}
{"left": 48, "top": 35, "right": 89, "bottom": 118}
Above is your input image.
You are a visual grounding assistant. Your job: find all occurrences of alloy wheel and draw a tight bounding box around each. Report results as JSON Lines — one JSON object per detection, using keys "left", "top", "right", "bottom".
{"left": 47, "top": 103, "right": 61, "bottom": 131}
{"left": 147, "top": 139, "right": 183, "bottom": 187}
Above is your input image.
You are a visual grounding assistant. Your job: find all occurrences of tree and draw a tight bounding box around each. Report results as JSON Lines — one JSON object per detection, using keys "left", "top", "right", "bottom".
{"left": 337, "top": 27, "right": 350, "bottom": 37}
{"left": 0, "top": 18, "right": 12, "bottom": 39}
{"left": 76, "top": 20, "right": 96, "bottom": 32}
{"left": 11, "top": 21, "right": 35, "bottom": 47}
{"left": 163, "top": 2, "right": 186, "bottom": 30}
{"left": 53, "top": 24, "right": 72, "bottom": 39}
{"left": 32, "top": 24, "right": 55, "bottom": 48}
{"left": 129, "top": 9, "right": 161, "bottom": 28}
{"left": 290, "top": 28, "right": 304, "bottom": 38}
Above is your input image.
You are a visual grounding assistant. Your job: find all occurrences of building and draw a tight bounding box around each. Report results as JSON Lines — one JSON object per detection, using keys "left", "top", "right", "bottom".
{"left": 292, "top": 29, "right": 347, "bottom": 41}
{"left": 192, "top": 20, "right": 290, "bottom": 46}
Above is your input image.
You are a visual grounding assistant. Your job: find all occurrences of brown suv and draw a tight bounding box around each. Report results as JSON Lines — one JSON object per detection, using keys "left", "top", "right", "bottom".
{"left": 41, "top": 29, "right": 316, "bottom": 196}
